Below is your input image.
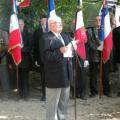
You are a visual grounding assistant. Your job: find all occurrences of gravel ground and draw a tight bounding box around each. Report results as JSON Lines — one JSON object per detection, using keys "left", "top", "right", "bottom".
{"left": 0, "top": 71, "right": 120, "bottom": 120}
{"left": 0, "top": 96, "right": 120, "bottom": 120}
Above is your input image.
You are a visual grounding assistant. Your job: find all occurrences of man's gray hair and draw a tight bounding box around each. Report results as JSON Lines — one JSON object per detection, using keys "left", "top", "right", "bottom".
{"left": 48, "top": 15, "right": 62, "bottom": 25}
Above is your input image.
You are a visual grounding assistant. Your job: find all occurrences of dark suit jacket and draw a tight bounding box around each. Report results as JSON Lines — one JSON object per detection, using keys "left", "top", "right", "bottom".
{"left": 19, "top": 27, "right": 31, "bottom": 68}
{"left": 113, "top": 26, "right": 120, "bottom": 63}
{"left": 33, "top": 27, "right": 44, "bottom": 65}
{"left": 40, "top": 31, "right": 73, "bottom": 88}
{"left": 86, "top": 27, "right": 100, "bottom": 63}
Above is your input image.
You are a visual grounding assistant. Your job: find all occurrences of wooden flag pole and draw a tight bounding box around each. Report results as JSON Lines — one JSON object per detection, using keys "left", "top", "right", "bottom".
{"left": 71, "top": 41, "right": 81, "bottom": 120}
{"left": 72, "top": 55, "right": 77, "bottom": 120}
{"left": 72, "top": 0, "right": 83, "bottom": 119}
{"left": 99, "top": 51, "right": 103, "bottom": 98}
{"left": 16, "top": 66, "right": 19, "bottom": 95}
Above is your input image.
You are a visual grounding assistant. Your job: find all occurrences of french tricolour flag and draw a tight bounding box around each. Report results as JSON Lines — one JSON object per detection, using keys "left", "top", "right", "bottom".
{"left": 99, "top": 1, "right": 112, "bottom": 62}
{"left": 74, "top": 0, "right": 87, "bottom": 60}
{"left": 18, "top": 0, "right": 30, "bottom": 7}
{"left": 11, "top": 0, "right": 30, "bottom": 8}
{"left": 8, "top": 0, "right": 21, "bottom": 65}
{"left": 48, "top": 0, "right": 56, "bottom": 17}
{"left": 46, "top": 0, "right": 56, "bottom": 32}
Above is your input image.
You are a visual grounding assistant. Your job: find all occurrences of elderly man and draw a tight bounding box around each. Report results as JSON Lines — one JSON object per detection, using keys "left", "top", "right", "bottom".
{"left": 40, "top": 15, "right": 74, "bottom": 120}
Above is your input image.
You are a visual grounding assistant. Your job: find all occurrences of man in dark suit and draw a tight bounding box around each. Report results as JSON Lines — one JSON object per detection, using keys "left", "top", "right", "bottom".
{"left": 113, "top": 25, "right": 120, "bottom": 96}
{"left": 40, "top": 15, "right": 74, "bottom": 120}
{"left": 33, "top": 14, "right": 46, "bottom": 101}
{"left": 0, "top": 29, "right": 10, "bottom": 100}
{"left": 18, "top": 19, "right": 31, "bottom": 99}
{"left": 87, "top": 16, "right": 101, "bottom": 97}
{"left": 87, "top": 15, "right": 111, "bottom": 98}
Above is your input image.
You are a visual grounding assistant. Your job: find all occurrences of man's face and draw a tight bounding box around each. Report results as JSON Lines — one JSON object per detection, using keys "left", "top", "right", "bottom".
{"left": 49, "top": 20, "right": 63, "bottom": 33}
{"left": 40, "top": 18, "right": 46, "bottom": 27}
{"left": 95, "top": 16, "right": 101, "bottom": 28}
{"left": 18, "top": 19, "right": 24, "bottom": 32}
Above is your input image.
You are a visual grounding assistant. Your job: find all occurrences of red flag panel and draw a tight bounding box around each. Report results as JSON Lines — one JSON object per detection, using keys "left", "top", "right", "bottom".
{"left": 103, "top": 31, "right": 112, "bottom": 62}
{"left": 19, "top": 0, "right": 30, "bottom": 7}
{"left": 74, "top": 10, "right": 87, "bottom": 60}
{"left": 8, "top": 14, "right": 22, "bottom": 65}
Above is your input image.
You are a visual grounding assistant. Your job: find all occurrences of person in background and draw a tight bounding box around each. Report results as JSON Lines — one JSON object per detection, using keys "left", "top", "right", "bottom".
{"left": 87, "top": 15, "right": 112, "bottom": 97}
{"left": 33, "top": 14, "right": 47, "bottom": 101}
{"left": 109, "top": 8, "right": 116, "bottom": 72}
{"left": 87, "top": 16, "right": 101, "bottom": 97}
{"left": 18, "top": 19, "right": 31, "bottom": 100}
{"left": 113, "top": 19, "right": 120, "bottom": 97}
{"left": 100, "top": 9, "right": 115, "bottom": 97}
{"left": 0, "top": 29, "right": 10, "bottom": 100}
{"left": 8, "top": 52, "right": 17, "bottom": 91}
{"left": 40, "top": 15, "right": 75, "bottom": 120}
{"left": 75, "top": 43, "right": 89, "bottom": 100}
{"left": 68, "top": 19, "right": 89, "bottom": 100}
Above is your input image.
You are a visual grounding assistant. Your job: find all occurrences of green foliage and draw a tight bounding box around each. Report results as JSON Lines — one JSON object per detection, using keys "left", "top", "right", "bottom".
{"left": 19, "top": 0, "right": 77, "bottom": 31}
{"left": 55, "top": 0, "right": 76, "bottom": 31}
{"left": 0, "top": 0, "right": 120, "bottom": 32}
{"left": 83, "top": 1, "right": 102, "bottom": 27}
{"left": 0, "top": 0, "right": 11, "bottom": 31}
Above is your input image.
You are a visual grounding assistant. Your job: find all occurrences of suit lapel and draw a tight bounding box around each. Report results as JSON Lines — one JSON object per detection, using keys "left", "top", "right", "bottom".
{"left": 60, "top": 33, "right": 69, "bottom": 45}
{"left": 49, "top": 31, "right": 63, "bottom": 44}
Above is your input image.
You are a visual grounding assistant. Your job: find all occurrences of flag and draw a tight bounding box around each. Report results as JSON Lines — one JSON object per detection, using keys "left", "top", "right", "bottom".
{"left": 17, "top": 0, "right": 30, "bottom": 7}
{"left": 10, "top": 0, "right": 30, "bottom": 7}
{"left": 98, "top": 5, "right": 105, "bottom": 42}
{"left": 115, "top": 5, "right": 120, "bottom": 27}
{"left": 48, "top": 0, "right": 56, "bottom": 17}
{"left": 46, "top": 0, "right": 56, "bottom": 32}
{"left": 74, "top": 0, "right": 87, "bottom": 60}
{"left": 99, "top": 1, "right": 113, "bottom": 62}
{"left": 8, "top": 0, "right": 21, "bottom": 65}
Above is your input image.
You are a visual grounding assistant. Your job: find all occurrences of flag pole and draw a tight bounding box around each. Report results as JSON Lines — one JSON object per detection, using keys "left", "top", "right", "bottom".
{"left": 72, "top": 1, "right": 82, "bottom": 120}
{"left": 70, "top": 41, "right": 82, "bottom": 120}
{"left": 16, "top": 66, "right": 19, "bottom": 96}
{"left": 99, "top": 51, "right": 103, "bottom": 98}
{"left": 75, "top": 57, "right": 77, "bottom": 120}
{"left": 73, "top": 3, "right": 78, "bottom": 120}
{"left": 98, "top": 0, "right": 106, "bottom": 98}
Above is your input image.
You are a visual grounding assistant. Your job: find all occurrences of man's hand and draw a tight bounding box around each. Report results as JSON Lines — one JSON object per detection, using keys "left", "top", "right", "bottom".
{"left": 35, "top": 61, "right": 40, "bottom": 67}
{"left": 84, "top": 60, "right": 89, "bottom": 68}
{"left": 60, "top": 46, "right": 68, "bottom": 54}
{"left": 97, "top": 41, "right": 103, "bottom": 51}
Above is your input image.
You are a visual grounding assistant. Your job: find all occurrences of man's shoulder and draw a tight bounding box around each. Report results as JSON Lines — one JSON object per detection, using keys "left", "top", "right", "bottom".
{"left": 86, "top": 26, "right": 94, "bottom": 31}
{"left": 86, "top": 27, "right": 93, "bottom": 35}
{"left": 34, "top": 27, "right": 43, "bottom": 33}
{"left": 42, "top": 32, "right": 53, "bottom": 39}
{"left": 113, "top": 26, "right": 120, "bottom": 34}
{"left": 60, "top": 32, "right": 70, "bottom": 37}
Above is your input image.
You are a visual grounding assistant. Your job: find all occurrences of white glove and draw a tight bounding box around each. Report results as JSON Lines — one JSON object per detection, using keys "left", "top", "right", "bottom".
{"left": 84, "top": 60, "right": 89, "bottom": 68}
{"left": 35, "top": 61, "right": 40, "bottom": 67}
{"left": 97, "top": 41, "right": 103, "bottom": 51}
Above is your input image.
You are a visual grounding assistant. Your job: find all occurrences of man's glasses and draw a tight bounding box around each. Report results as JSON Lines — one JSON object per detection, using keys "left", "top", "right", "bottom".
{"left": 50, "top": 21, "right": 62, "bottom": 24}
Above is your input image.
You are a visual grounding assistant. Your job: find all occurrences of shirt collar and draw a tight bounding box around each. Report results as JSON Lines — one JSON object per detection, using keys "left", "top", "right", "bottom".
{"left": 51, "top": 31, "right": 61, "bottom": 37}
